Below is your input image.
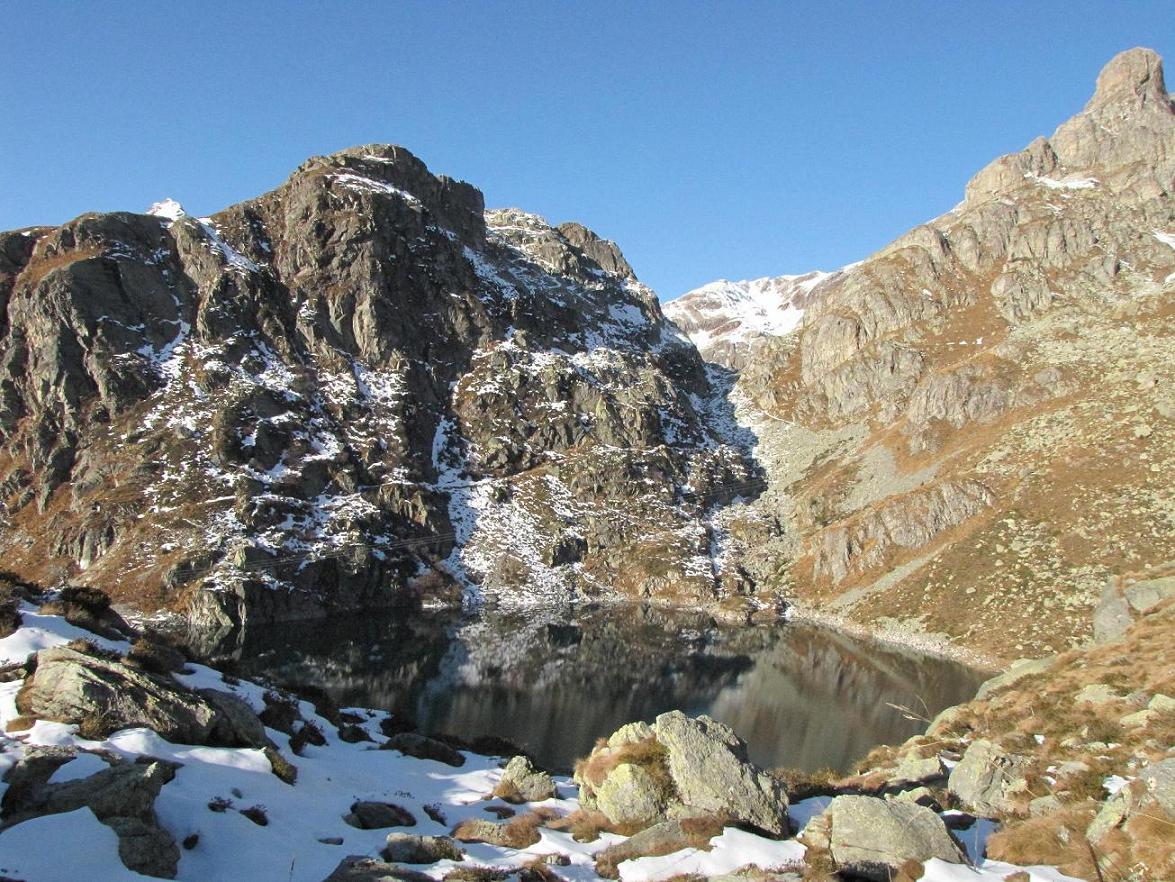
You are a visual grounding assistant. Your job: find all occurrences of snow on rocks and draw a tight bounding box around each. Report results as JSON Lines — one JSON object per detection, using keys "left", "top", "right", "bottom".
{"left": 148, "top": 199, "right": 187, "bottom": 222}
{"left": 0, "top": 605, "right": 1085, "bottom": 881}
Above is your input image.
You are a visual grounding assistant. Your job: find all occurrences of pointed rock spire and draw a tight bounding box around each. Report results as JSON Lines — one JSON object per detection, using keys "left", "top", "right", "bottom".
{"left": 1086, "top": 47, "right": 1170, "bottom": 114}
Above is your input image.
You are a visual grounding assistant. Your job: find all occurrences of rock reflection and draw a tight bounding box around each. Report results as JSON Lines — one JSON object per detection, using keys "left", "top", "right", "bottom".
{"left": 200, "top": 603, "right": 984, "bottom": 772}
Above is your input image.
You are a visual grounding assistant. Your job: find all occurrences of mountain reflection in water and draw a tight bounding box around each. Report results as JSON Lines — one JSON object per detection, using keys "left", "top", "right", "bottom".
{"left": 204, "top": 604, "right": 985, "bottom": 772}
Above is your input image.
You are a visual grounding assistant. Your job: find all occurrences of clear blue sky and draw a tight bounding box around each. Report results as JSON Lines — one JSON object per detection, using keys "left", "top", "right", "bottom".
{"left": 2, "top": 2, "right": 1171, "bottom": 299}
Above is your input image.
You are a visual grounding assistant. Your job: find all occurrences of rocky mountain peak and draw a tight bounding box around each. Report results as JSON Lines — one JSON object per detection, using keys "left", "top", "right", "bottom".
{"left": 0, "top": 142, "right": 762, "bottom": 632}
{"left": 728, "top": 48, "right": 1174, "bottom": 664}
{"left": 966, "top": 47, "right": 1173, "bottom": 203}
{"left": 1087, "top": 46, "right": 1170, "bottom": 114}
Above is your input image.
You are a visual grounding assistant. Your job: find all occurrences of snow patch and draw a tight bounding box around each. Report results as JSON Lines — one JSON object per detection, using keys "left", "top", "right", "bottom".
{"left": 147, "top": 198, "right": 186, "bottom": 221}
{"left": 1025, "top": 173, "right": 1098, "bottom": 191}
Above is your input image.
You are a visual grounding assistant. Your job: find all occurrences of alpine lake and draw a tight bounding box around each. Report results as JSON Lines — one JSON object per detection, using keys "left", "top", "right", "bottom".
{"left": 197, "top": 602, "right": 986, "bottom": 774}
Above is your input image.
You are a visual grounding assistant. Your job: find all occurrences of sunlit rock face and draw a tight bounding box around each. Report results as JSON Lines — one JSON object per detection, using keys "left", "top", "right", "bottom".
{"left": 719, "top": 48, "right": 1175, "bottom": 662}
{"left": 0, "top": 145, "right": 761, "bottom": 630}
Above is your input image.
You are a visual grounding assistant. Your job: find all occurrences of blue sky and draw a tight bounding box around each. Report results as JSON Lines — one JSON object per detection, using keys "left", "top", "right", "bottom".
{"left": 1, "top": 2, "right": 1171, "bottom": 299}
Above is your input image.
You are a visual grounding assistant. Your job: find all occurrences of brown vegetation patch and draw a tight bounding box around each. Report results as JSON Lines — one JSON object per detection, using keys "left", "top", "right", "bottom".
{"left": 575, "top": 735, "right": 672, "bottom": 795}
{"left": 985, "top": 804, "right": 1099, "bottom": 881}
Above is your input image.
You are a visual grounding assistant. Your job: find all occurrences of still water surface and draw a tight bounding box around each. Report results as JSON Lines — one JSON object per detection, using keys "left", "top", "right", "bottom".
{"left": 216, "top": 603, "right": 985, "bottom": 773}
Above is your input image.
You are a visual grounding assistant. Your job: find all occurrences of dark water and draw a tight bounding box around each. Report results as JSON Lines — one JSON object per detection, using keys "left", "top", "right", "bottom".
{"left": 205, "top": 603, "right": 985, "bottom": 773}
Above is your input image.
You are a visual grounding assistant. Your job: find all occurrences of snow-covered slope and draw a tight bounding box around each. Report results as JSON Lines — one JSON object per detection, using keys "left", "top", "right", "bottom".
{"left": 663, "top": 271, "right": 840, "bottom": 369}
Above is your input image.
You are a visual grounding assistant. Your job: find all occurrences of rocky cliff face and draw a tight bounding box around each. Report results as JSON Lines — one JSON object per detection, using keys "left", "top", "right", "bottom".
{"left": 719, "top": 48, "right": 1175, "bottom": 662}
{"left": 0, "top": 146, "right": 761, "bottom": 632}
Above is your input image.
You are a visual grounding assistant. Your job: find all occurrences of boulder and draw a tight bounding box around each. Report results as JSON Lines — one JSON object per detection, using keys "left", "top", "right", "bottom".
{"left": 0, "top": 755, "right": 180, "bottom": 878}
{"left": 594, "top": 762, "right": 666, "bottom": 826}
{"left": 16, "top": 646, "right": 219, "bottom": 743}
{"left": 322, "top": 856, "right": 435, "bottom": 882}
{"left": 380, "top": 832, "right": 464, "bottom": 863}
{"left": 1141, "top": 758, "right": 1175, "bottom": 817}
{"left": 1125, "top": 576, "right": 1175, "bottom": 615}
{"left": 380, "top": 733, "right": 465, "bottom": 767}
{"left": 494, "top": 755, "right": 556, "bottom": 803}
{"left": 801, "top": 795, "right": 964, "bottom": 881}
{"left": 199, "top": 689, "right": 269, "bottom": 747}
{"left": 594, "top": 816, "right": 725, "bottom": 877}
{"left": 106, "top": 815, "right": 182, "bottom": 879}
{"left": 451, "top": 817, "right": 540, "bottom": 849}
{"left": 344, "top": 801, "right": 416, "bottom": 830}
{"left": 947, "top": 739, "right": 1032, "bottom": 816}
{"left": 974, "top": 657, "right": 1055, "bottom": 699}
{"left": 653, "top": 711, "right": 789, "bottom": 836}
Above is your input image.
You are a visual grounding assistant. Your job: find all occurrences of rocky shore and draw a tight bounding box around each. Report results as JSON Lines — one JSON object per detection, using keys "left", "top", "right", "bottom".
{"left": 3, "top": 578, "right": 1169, "bottom": 881}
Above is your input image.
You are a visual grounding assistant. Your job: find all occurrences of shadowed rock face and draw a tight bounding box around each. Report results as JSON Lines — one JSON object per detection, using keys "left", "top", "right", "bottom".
{"left": 707, "top": 48, "right": 1175, "bottom": 662}
{"left": 0, "top": 144, "right": 760, "bottom": 629}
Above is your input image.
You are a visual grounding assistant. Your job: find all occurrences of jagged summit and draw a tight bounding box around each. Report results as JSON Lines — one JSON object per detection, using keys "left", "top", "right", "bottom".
{"left": 726, "top": 48, "right": 1174, "bottom": 663}
{"left": 0, "top": 142, "right": 759, "bottom": 631}
{"left": 1086, "top": 46, "right": 1170, "bottom": 113}
{"left": 967, "top": 46, "right": 1174, "bottom": 201}
{"left": 147, "top": 198, "right": 186, "bottom": 220}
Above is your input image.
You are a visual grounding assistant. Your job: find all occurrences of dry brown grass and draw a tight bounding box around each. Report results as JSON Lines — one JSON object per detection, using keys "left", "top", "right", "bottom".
{"left": 491, "top": 778, "right": 523, "bottom": 804}
{"left": 545, "top": 809, "right": 633, "bottom": 843}
{"left": 452, "top": 808, "right": 561, "bottom": 849}
{"left": 985, "top": 804, "right": 1099, "bottom": 880}
{"left": 574, "top": 735, "right": 672, "bottom": 796}
{"left": 773, "top": 765, "right": 846, "bottom": 800}
{"left": 4, "top": 715, "right": 35, "bottom": 732}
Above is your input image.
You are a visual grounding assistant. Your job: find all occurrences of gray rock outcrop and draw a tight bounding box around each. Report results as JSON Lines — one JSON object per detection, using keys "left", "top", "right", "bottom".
{"left": 494, "top": 754, "right": 556, "bottom": 802}
{"left": 576, "top": 712, "right": 789, "bottom": 836}
{"left": 947, "top": 739, "right": 1032, "bottom": 816}
{"left": 1, "top": 751, "right": 180, "bottom": 878}
{"left": 16, "top": 646, "right": 220, "bottom": 743}
{"left": 800, "top": 795, "right": 964, "bottom": 881}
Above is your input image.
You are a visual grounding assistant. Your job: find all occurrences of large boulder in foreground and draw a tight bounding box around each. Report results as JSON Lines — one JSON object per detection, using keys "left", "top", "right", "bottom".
{"left": 17, "top": 646, "right": 220, "bottom": 743}
{"left": 575, "top": 711, "right": 789, "bottom": 836}
{"left": 800, "top": 795, "right": 964, "bottom": 881}
{"left": 15, "top": 645, "right": 265, "bottom": 747}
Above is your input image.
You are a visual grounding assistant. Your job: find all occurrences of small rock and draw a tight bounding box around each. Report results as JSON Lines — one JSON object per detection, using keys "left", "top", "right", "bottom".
{"left": 891, "top": 786, "right": 942, "bottom": 810}
{"left": 380, "top": 733, "right": 465, "bottom": 767}
{"left": 493, "top": 755, "right": 556, "bottom": 803}
{"left": 1028, "top": 795, "right": 1062, "bottom": 817}
{"left": 344, "top": 801, "right": 416, "bottom": 830}
{"left": 893, "top": 755, "right": 946, "bottom": 786}
{"left": 323, "top": 855, "right": 436, "bottom": 882}
{"left": 380, "top": 833, "right": 464, "bottom": 864}
{"left": 1076, "top": 683, "right": 1121, "bottom": 705}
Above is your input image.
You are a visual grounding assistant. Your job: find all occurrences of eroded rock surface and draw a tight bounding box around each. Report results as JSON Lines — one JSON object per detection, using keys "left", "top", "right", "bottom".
{"left": 0, "top": 144, "right": 759, "bottom": 630}
{"left": 668, "top": 47, "right": 1175, "bottom": 662}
